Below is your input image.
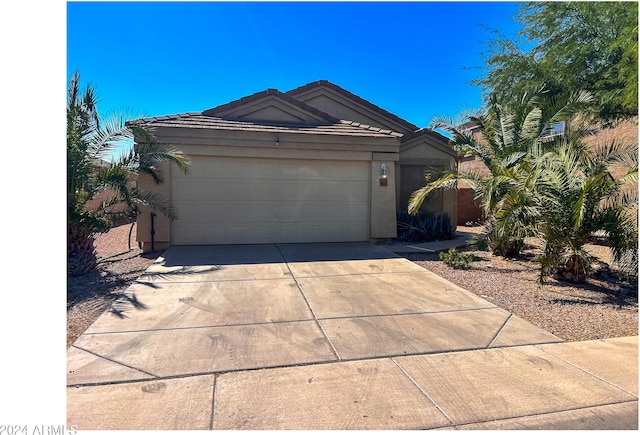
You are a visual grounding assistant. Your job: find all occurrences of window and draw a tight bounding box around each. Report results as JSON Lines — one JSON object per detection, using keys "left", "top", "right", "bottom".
{"left": 545, "top": 121, "right": 565, "bottom": 137}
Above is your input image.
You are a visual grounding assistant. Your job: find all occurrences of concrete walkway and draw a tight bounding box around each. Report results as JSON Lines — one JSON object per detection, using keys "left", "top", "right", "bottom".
{"left": 67, "top": 242, "right": 638, "bottom": 430}
{"left": 383, "top": 226, "right": 476, "bottom": 255}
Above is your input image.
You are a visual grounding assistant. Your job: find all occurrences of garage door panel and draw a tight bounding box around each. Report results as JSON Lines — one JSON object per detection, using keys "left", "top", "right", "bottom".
{"left": 294, "top": 181, "right": 369, "bottom": 199}
{"left": 275, "top": 201, "right": 368, "bottom": 222}
{"left": 295, "top": 182, "right": 323, "bottom": 197}
{"left": 172, "top": 157, "right": 370, "bottom": 245}
{"left": 184, "top": 180, "right": 279, "bottom": 202}
{"left": 304, "top": 201, "right": 368, "bottom": 217}
{"left": 173, "top": 178, "right": 205, "bottom": 201}
{"left": 224, "top": 180, "right": 251, "bottom": 197}
{"left": 190, "top": 201, "right": 277, "bottom": 222}
{"left": 251, "top": 181, "right": 280, "bottom": 199}
{"left": 277, "top": 165, "right": 307, "bottom": 177}
{"left": 276, "top": 183, "right": 300, "bottom": 198}
{"left": 299, "top": 161, "right": 364, "bottom": 179}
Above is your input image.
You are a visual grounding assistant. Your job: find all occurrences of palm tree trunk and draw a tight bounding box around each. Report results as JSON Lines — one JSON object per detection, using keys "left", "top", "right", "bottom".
{"left": 68, "top": 222, "right": 98, "bottom": 276}
{"left": 554, "top": 255, "right": 588, "bottom": 283}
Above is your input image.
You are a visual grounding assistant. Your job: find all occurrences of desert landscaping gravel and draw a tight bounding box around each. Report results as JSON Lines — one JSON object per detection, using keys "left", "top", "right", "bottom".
{"left": 407, "top": 250, "right": 637, "bottom": 342}
{"left": 67, "top": 223, "right": 161, "bottom": 347}
{"left": 67, "top": 224, "right": 638, "bottom": 347}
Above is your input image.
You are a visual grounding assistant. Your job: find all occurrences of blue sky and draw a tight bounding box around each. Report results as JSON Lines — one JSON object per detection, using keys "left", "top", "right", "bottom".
{"left": 67, "top": 1, "right": 522, "bottom": 158}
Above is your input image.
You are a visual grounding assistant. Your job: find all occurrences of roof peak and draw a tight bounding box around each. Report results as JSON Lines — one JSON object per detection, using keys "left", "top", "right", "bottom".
{"left": 287, "top": 80, "right": 420, "bottom": 133}
{"left": 201, "top": 88, "right": 340, "bottom": 124}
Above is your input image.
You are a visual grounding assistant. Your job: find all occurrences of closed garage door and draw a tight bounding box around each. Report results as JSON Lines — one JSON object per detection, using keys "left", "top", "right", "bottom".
{"left": 171, "top": 156, "right": 370, "bottom": 244}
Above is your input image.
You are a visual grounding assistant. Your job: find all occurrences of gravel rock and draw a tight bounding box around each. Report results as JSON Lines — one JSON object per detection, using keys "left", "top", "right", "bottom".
{"left": 406, "top": 245, "right": 637, "bottom": 342}
{"left": 67, "top": 223, "right": 161, "bottom": 347}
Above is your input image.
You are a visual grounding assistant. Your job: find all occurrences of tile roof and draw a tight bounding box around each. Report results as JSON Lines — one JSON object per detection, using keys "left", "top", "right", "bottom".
{"left": 401, "top": 127, "right": 450, "bottom": 144}
{"left": 130, "top": 113, "right": 403, "bottom": 138}
{"left": 286, "top": 80, "right": 420, "bottom": 133}
{"left": 129, "top": 81, "right": 451, "bottom": 143}
{"left": 202, "top": 88, "right": 341, "bottom": 124}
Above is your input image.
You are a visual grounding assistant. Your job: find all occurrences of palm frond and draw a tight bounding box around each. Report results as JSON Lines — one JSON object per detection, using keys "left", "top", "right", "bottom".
{"left": 136, "top": 140, "right": 191, "bottom": 175}
{"left": 520, "top": 106, "right": 542, "bottom": 140}
{"left": 542, "top": 90, "right": 593, "bottom": 136}
{"left": 131, "top": 191, "right": 178, "bottom": 221}
{"left": 88, "top": 112, "right": 134, "bottom": 160}
{"left": 500, "top": 151, "right": 528, "bottom": 169}
{"left": 428, "top": 115, "right": 458, "bottom": 133}
{"left": 593, "top": 140, "right": 639, "bottom": 172}
{"left": 408, "top": 171, "right": 466, "bottom": 215}
{"left": 571, "top": 171, "right": 606, "bottom": 231}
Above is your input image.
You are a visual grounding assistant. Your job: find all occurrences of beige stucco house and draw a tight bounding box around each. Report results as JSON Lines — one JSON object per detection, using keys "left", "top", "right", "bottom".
{"left": 134, "top": 80, "right": 457, "bottom": 251}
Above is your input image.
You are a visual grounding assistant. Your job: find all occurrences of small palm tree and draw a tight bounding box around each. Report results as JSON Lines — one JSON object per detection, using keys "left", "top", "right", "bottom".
{"left": 67, "top": 70, "right": 190, "bottom": 276}
{"left": 527, "top": 140, "right": 638, "bottom": 283}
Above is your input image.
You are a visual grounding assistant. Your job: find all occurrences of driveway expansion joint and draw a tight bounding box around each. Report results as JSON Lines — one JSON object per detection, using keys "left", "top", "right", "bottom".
{"left": 314, "top": 306, "right": 500, "bottom": 322}
{"left": 69, "top": 344, "right": 159, "bottom": 379}
{"left": 537, "top": 345, "right": 639, "bottom": 398}
{"left": 390, "top": 358, "right": 456, "bottom": 425}
{"left": 288, "top": 269, "right": 443, "bottom": 279}
{"left": 69, "top": 342, "right": 568, "bottom": 385}
{"left": 451, "top": 400, "right": 640, "bottom": 429}
{"left": 275, "top": 244, "right": 343, "bottom": 361}
{"left": 487, "top": 312, "right": 513, "bottom": 347}
{"left": 81, "top": 318, "right": 324, "bottom": 335}
{"left": 135, "top": 276, "right": 293, "bottom": 284}
{"left": 68, "top": 371, "right": 216, "bottom": 388}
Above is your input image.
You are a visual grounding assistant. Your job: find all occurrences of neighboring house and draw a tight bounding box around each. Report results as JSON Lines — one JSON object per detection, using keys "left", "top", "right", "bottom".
{"left": 582, "top": 116, "right": 639, "bottom": 179}
{"left": 456, "top": 117, "right": 639, "bottom": 225}
{"left": 456, "top": 121, "right": 487, "bottom": 225}
{"left": 133, "top": 80, "right": 457, "bottom": 251}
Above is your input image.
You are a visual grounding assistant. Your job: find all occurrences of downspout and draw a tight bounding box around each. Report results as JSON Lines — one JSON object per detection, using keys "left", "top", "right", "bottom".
{"left": 150, "top": 212, "right": 156, "bottom": 252}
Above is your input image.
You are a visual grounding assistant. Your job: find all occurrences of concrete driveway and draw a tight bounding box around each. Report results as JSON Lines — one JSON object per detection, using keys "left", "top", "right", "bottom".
{"left": 67, "top": 242, "right": 638, "bottom": 430}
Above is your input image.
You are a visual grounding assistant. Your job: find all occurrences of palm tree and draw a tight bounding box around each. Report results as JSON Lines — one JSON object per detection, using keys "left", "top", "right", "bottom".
{"left": 67, "top": 70, "right": 190, "bottom": 276}
{"left": 526, "top": 139, "right": 638, "bottom": 283}
{"left": 409, "top": 89, "right": 592, "bottom": 256}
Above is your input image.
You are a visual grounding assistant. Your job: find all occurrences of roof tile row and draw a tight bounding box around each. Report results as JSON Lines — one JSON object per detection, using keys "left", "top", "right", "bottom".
{"left": 134, "top": 113, "right": 403, "bottom": 138}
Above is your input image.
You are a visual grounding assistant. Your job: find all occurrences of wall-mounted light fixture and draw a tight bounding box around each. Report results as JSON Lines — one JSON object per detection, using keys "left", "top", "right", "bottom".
{"left": 275, "top": 136, "right": 280, "bottom": 145}
{"left": 379, "top": 163, "right": 389, "bottom": 186}
{"left": 380, "top": 163, "right": 388, "bottom": 178}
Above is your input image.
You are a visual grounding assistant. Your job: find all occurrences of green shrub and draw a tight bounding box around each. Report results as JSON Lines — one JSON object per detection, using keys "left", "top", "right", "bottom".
{"left": 439, "top": 248, "right": 474, "bottom": 270}
{"left": 396, "top": 212, "right": 453, "bottom": 243}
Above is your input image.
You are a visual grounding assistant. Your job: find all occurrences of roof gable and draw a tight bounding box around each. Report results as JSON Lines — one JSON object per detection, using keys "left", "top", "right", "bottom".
{"left": 202, "top": 88, "right": 339, "bottom": 125}
{"left": 287, "top": 80, "right": 418, "bottom": 134}
{"left": 400, "top": 128, "right": 458, "bottom": 159}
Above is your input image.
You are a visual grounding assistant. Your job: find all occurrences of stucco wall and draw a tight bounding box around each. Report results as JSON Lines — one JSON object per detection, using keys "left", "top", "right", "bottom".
{"left": 370, "top": 158, "right": 397, "bottom": 240}
{"left": 457, "top": 187, "right": 483, "bottom": 225}
{"left": 582, "top": 117, "right": 638, "bottom": 148}
{"left": 582, "top": 117, "right": 638, "bottom": 178}
{"left": 136, "top": 162, "right": 172, "bottom": 252}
